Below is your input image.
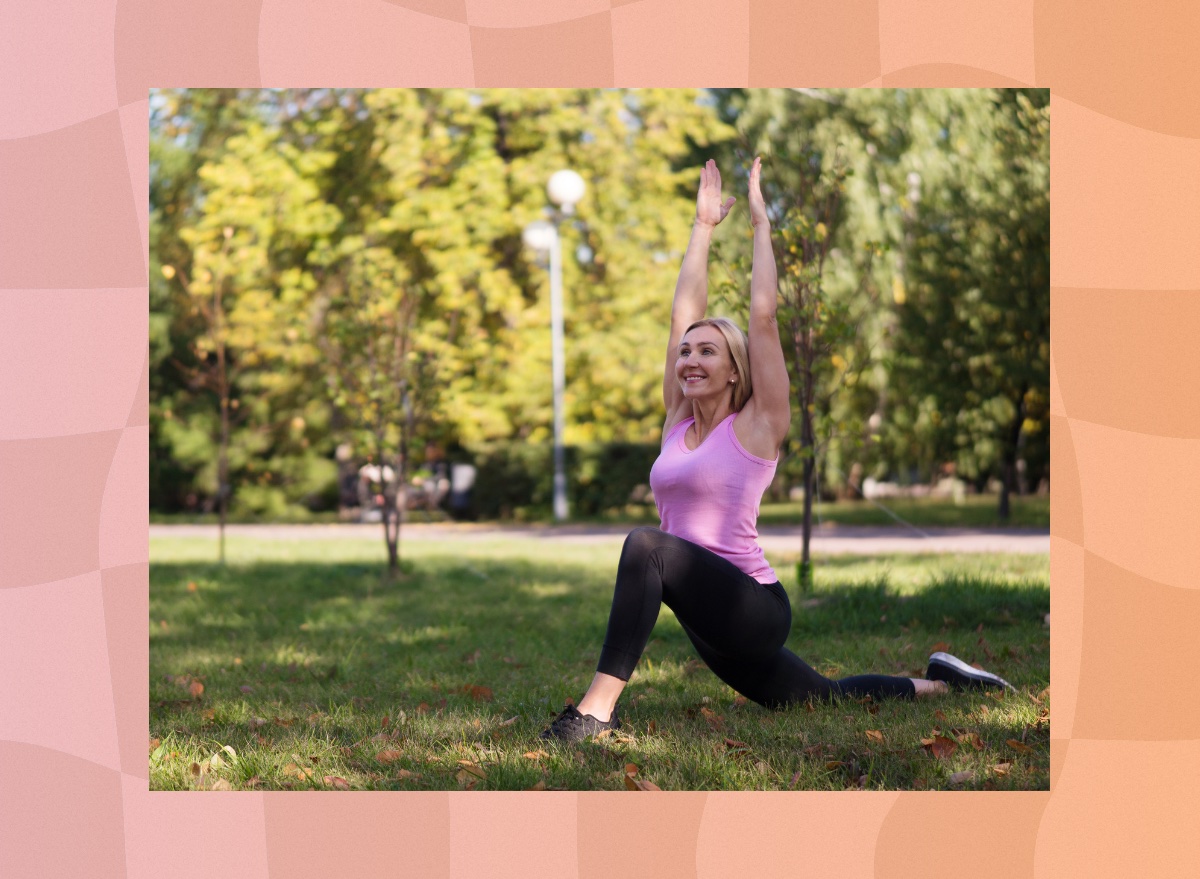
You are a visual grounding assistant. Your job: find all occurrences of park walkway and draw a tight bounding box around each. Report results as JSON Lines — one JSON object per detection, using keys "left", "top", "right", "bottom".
{"left": 150, "top": 522, "right": 1049, "bottom": 555}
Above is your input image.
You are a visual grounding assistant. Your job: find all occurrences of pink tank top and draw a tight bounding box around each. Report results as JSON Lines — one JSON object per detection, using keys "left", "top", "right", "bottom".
{"left": 649, "top": 412, "right": 778, "bottom": 583}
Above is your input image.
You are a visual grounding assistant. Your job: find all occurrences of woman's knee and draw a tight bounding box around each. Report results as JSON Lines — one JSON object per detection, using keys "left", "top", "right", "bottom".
{"left": 621, "top": 526, "right": 667, "bottom": 561}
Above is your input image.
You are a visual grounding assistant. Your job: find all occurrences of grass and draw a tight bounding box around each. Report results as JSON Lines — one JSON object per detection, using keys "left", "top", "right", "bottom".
{"left": 150, "top": 534, "right": 1049, "bottom": 791}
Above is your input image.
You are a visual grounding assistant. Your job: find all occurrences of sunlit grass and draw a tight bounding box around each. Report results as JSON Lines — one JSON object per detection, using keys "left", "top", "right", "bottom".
{"left": 151, "top": 535, "right": 1049, "bottom": 791}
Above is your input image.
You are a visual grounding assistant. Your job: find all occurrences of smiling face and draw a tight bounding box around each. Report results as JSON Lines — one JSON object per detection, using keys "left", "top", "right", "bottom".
{"left": 676, "top": 325, "right": 737, "bottom": 402}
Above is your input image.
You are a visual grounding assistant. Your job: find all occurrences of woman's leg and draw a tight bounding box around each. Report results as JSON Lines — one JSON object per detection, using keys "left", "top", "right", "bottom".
{"left": 581, "top": 527, "right": 923, "bottom": 715}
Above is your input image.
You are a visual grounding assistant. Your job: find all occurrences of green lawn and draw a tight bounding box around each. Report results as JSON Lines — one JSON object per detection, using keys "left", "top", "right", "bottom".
{"left": 150, "top": 535, "right": 1049, "bottom": 791}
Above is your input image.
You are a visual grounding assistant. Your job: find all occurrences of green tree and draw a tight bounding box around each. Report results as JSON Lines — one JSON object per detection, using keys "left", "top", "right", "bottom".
{"left": 892, "top": 90, "right": 1050, "bottom": 519}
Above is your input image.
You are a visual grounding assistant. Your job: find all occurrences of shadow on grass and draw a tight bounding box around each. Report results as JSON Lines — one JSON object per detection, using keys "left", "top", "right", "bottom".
{"left": 152, "top": 555, "right": 1047, "bottom": 701}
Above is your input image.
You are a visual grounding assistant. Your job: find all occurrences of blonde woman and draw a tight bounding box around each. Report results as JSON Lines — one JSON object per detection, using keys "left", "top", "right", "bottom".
{"left": 541, "top": 159, "right": 1011, "bottom": 741}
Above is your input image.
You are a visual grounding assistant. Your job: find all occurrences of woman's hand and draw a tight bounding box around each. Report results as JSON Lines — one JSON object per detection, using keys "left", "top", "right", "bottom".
{"left": 695, "top": 159, "right": 735, "bottom": 228}
{"left": 747, "top": 156, "right": 770, "bottom": 229}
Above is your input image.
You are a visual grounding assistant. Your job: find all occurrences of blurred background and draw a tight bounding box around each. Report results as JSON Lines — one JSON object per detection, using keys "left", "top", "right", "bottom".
{"left": 148, "top": 88, "right": 1049, "bottom": 529}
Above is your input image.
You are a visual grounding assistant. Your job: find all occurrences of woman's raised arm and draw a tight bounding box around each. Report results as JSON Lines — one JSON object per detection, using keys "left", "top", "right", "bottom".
{"left": 664, "top": 160, "right": 735, "bottom": 424}
{"left": 739, "top": 157, "right": 791, "bottom": 454}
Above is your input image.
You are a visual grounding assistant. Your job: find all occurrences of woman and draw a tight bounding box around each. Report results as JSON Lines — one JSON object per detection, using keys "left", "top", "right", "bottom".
{"left": 541, "top": 158, "right": 1012, "bottom": 742}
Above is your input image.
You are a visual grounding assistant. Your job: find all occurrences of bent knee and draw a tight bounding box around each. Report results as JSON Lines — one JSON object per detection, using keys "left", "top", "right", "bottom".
{"left": 622, "top": 526, "right": 667, "bottom": 559}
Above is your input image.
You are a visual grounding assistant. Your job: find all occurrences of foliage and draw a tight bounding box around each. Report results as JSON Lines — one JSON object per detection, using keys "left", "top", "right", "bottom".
{"left": 149, "top": 88, "right": 1049, "bottom": 531}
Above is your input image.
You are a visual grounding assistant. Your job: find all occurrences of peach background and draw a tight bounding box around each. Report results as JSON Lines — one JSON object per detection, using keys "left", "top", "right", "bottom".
{"left": 1, "top": 0, "right": 1196, "bottom": 875}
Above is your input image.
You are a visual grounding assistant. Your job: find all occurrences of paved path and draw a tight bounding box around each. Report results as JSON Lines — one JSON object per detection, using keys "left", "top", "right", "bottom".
{"left": 151, "top": 522, "right": 1049, "bottom": 555}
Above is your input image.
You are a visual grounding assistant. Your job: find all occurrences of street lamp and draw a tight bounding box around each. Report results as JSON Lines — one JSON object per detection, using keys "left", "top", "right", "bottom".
{"left": 523, "top": 169, "right": 585, "bottom": 522}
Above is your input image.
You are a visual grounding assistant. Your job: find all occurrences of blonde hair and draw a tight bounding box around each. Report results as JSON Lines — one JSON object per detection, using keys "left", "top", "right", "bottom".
{"left": 683, "top": 317, "right": 752, "bottom": 411}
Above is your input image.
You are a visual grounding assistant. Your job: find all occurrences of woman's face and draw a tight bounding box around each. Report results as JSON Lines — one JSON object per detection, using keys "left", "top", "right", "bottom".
{"left": 676, "top": 326, "right": 736, "bottom": 400}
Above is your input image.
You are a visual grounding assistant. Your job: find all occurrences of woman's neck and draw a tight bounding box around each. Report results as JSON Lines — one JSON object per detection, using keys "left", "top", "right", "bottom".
{"left": 690, "top": 398, "right": 733, "bottom": 443}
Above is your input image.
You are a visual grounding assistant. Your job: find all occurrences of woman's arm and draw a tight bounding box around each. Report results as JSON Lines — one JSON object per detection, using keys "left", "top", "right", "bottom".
{"left": 664, "top": 160, "right": 734, "bottom": 429}
{"left": 739, "top": 157, "right": 791, "bottom": 456}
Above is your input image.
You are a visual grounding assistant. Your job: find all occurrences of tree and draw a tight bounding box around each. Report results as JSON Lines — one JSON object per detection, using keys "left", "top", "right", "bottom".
{"left": 892, "top": 90, "right": 1050, "bottom": 519}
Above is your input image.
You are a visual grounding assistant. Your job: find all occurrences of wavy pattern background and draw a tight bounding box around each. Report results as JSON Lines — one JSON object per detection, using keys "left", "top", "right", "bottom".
{"left": 1, "top": 0, "right": 1197, "bottom": 875}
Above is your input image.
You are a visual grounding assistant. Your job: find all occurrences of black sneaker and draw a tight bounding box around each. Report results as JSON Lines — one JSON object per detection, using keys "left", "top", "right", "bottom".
{"left": 539, "top": 703, "right": 620, "bottom": 742}
{"left": 926, "top": 651, "right": 1015, "bottom": 692}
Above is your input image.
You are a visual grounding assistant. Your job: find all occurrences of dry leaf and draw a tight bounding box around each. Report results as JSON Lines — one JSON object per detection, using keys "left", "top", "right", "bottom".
{"left": 498, "top": 716, "right": 519, "bottom": 727}
{"left": 624, "top": 775, "right": 661, "bottom": 791}
{"left": 209, "top": 778, "right": 232, "bottom": 791}
{"left": 376, "top": 750, "right": 404, "bottom": 763}
{"left": 457, "top": 761, "right": 487, "bottom": 779}
{"left": 647, "top": 721, "right": 657, "bottom": 734}
{"left": 826, "top": 761, "right": 845, "bottom": 770}
{"left": 993, "top": 762, "right": 1013, "bottom": 776}
{"left": 959, "top": 732, "right": 985, "bottom": 751}
{"left": 933, "top": 709, "right": 947, "bottom": 722}
{"left": 949, "top": 770, "right": 974, "bottom": 786}
{"left": 1006, "top": 739, "right": 1034, "bottom": 754}
{"left": 724, "top": 738, "right": 748, "bottom": 750}
{"left": 624, "top": 763, "right": 639, "bottom": 776}
{"left": 700, "top": 707, "right": 725, "bottom": 732}
{"left": 523, "top": 750, "right": 548, "bottom": 761}
{"left": 187, "top": 581, "right": 197, "bottom": 592}
{"left": 930, "top": 641, "right": 951, "bottom": 654}
{"left": 925, "top": 735, "right": 958, "bottom": 760}
{"left": 456, "top": 772, "right": 478, "bottom": 789}
{"left": 188, "top": 681, "right": 205, "bottom": 699}
{"left": 396, "top": 770, "right": 419, "bottom": 780}
{"left": 865, "top": 730, "right": 884, "bottom": 744}
{"left": 324, "top": 776, "right": 350, "bottom": 790}
{"left": 149, "top": 738, "right": 161, "bottom": 753}
{"left": 466, "top": 685, "right": 493, "bottom": 702}
{"left": 525, "top": 780, "right": 546, "bottom": 791}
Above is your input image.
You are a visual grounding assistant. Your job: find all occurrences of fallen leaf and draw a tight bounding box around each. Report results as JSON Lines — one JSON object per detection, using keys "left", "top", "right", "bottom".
{"left": 724, "top": 738, "right": 748, "bottom": 750}
{"left": 732, "top": 695, "right": 748, "bottom": 708}
{"left": 465, "top": 685, "right": 493, "bottom": 702}
{"left": 789, "top": 770, "right": 803, "bottom": 788}
{"left": 925, "top": 735, "right": 958, "bottom": 760}
{"left": 934, "top": 709, "right": 947, "bottom": 722}
{"left": 189, "top": 762, "right": 202, "bottom": 777}
{"left": 324, "top": 776, "right": 350, "bottom": 790}
{"left": 949, "top": 770, "right": 974, "bottom": 786}
{"left": 498, "top": 716, "right": 518, "bottom": 727}
{"left": 865, "top": 730, "right": 884, "bottom": 744}
{"left": 396, "top": 770, "right": 419, "bottom": 780}
{"left": 959, "top": 732, "right": 985, "bottom": 751}
{"left": 700, "top": 707, "right": 725, "bottom": 732}
{"left": 525, "top": 780, "right": 546, "bottom": 791}
{"left": 457, "top": 761, "right": 487, "bottom": 780}
{"left": 646, "top": 721, "right": 657, "bottom": 734}
{"left": 993, "top": 762, "right": 1013, "bottom": 776}
{"left": 456, "top": 772, "right": 478, "bottom": 789}
{"left": 149, "top": 738, "right": 161, "bottom": 753}
{"left": 930, "top": 641, "right": 951, "bottom": 654}
{"left": 754, "top": 761, "right": 769, "bottom": 774}
{"left": 624, "top": 775, "right": 661, "bottom": 791}
{"left": 245, "top": 776, "right": 262, "bottom": 789}
{"left": 624, "top": 763, "right": 639, "bottom": 776}
{"left": 1006, "top": 739, "right": 1034, "bottom": 754}
{"left": 826, "top": 761, "right": 845, "bottom": 770}
{"left": 188, "top": 681, "right": 205, "bottom": 699}
{"left": 523, "top": 750, "right": 548, "bottom": 761}
{"left": 209, "top": 778, "right": 232, "bottom": 791}
{"left": 592, "top": 728, "right": 613, "bottom": 741}
{"left": 416, "top": 702, "right": 431, "bottom": 714}
{"left": 376, "top": 750, "right": 404, "bottom": 763}
{"left": 187, "top": 581, "right": 197, "bottom": 592}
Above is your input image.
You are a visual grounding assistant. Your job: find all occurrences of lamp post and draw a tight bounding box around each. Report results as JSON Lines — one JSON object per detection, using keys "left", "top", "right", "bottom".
{"left": 523, "top": 169, "right": 585, "bottom": 522}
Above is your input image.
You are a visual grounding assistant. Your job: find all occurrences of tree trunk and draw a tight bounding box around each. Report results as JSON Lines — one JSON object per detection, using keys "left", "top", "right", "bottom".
{"left": 998, "top": 388, "right": 1027, "bottom": 523}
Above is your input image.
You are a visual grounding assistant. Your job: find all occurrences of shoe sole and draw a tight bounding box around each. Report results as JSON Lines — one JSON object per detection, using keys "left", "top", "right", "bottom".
{"left": 927, "top": 652, "right": 1015, "bottom": 691}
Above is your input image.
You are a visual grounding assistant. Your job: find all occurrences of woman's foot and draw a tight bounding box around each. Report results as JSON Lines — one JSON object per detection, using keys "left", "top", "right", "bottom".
{"left": 912, "top": 679, "right": 949, "bottom": 697}
{"left": 539, "top": 703, "right": 621, "bottom": 742}
{"left": 925, "top": 651, "right": 1015, "bottom": 692}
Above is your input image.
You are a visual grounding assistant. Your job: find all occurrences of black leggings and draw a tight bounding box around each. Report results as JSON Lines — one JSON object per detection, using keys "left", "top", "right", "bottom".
{"left": 596, "top": 527, "right": 915, "bottom": 707}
